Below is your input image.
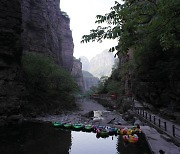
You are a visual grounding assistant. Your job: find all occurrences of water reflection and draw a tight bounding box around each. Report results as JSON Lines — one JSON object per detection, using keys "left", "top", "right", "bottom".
{"left": 0, "top": 122, "right": 151, "bottom": 154}
{"left": 117, "top": 133, "right": 151, "bottom": 154}
{"left": 70, "top": 131, "right": 118, "bottom": 154}
{"left": 0, "top": 122, "right": 71, "bottom": 154}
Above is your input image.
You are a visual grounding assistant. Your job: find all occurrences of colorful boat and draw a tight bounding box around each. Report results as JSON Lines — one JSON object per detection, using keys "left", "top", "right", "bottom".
{"left": 106, "top": 127, "right": 118, "bottom": 136}
{"left": 92, "top": 125, "right": 105, "bottom": 133}
{"left": 119, "top": 128, "right": 129, "bottom": 135}
{"left": 123, "top": 134, "right": 138, "bottom": 143}
{"left": 131, "top": 127, "right": 142, "bottom": 134}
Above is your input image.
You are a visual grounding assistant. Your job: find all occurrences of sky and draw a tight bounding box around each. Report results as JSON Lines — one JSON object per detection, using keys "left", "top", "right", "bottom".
{"left": 60, "top": 0, "right": 123, "bottom": 60}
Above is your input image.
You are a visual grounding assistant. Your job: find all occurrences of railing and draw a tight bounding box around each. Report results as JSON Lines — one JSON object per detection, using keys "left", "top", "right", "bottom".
{"left": 136, "top": 108, "right": 180, "bottom": 141}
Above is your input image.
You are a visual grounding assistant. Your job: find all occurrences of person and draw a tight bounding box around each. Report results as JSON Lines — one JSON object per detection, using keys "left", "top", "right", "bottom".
{"left": 136, "top": 124, "right": 140, "bottom": 129}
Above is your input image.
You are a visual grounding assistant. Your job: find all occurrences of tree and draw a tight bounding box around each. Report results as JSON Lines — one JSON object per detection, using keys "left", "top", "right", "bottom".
{"left": 81, "top": 0, "right": 180, "bottom": 109}
{"left": 81, "top": 0, "right": 180, "bottom": 53}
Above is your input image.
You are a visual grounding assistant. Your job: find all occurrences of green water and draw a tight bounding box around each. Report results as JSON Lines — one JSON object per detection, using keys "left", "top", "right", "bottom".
{"left": 0, "top": 122, "right": 151, "bottom": 154}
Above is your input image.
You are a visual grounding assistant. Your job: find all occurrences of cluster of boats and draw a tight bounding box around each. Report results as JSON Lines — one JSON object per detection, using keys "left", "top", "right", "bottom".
{"left": 52, "top": 122, "right": 142, "bottom": 143}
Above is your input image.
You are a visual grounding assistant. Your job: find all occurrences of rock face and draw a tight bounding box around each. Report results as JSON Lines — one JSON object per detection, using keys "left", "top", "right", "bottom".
{"left": 21, "top": 0, "right": 74, "bottom": 71}
{"left": 82, "top": 71, "right": 99, "bottom": 91}
{"left": 71, "top": 58, "right": 84, "bottom": 92}
{"left": 80, "top": 50, "right": 115, "bottom": 78}
{"left": 0, "top": 0, "right": 26, "bottom": 116}
{"left": 89, "top": 50, "right": 115, "bottom": 78}
{"left": 0, "top": 0, "right": 76, "bottom": 118}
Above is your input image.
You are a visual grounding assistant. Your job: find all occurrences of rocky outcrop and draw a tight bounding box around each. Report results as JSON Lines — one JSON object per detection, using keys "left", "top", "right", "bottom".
{"left": 0, "top": 0, "right": 26, "bottom": 117}
{"left": 82, "top": 71, "right": 99, "bottom": 91}
{"left": 71, "top": 58, "right": 84, "bottom": 92}
{"left": 21, "top": 0, "right": 74, "bottom": 71}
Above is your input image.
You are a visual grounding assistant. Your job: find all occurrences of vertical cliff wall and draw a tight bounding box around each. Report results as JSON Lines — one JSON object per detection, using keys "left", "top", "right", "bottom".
{"left": 0, "top": 0, "right": 26, "bottom": 116}
{"left": 71, "top": 58, "right": 84, "bottom": 92}
{"left": 21, "top": 0, "right": 74, "bottom": 71}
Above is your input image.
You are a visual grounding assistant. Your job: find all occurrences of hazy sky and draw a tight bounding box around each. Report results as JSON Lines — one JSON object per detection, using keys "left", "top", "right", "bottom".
{"left": 60, "top": 0, "right": 122, "bottom": 60}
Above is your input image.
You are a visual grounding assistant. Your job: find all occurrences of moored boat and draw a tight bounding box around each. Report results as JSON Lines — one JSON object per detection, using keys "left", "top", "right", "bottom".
{"left": 83, "top": 125, "right": 93, "bottom": 132}
{"left": 106, "top": 127, "right": 118, "bottom": 136}
{"left": 73, "top": 124, "right": 84, "bottom": 131}
{"left": 97, "top": 129, "right": 109, "bottom": 138}
{"left": 123, "top": 134, "right": 138, "bottom": 143}
{"left": 52, "top": 122, "right": 63, "bottom": 128}
{"left": 63, "top": 123, "right": 72, "bottom": 129}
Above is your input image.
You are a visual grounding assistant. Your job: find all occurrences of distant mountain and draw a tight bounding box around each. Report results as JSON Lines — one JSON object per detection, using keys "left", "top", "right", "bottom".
{"left": 89, "top": 50, "right": 115, "bottom": 78}
{"left": 82, "top": 71, "right": 99, "bottom": 91}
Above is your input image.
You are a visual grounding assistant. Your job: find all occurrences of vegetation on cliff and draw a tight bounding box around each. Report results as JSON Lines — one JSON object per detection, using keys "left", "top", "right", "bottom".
{"left": 81, "top": 0, "right": 180, "bottom": 111}
{"left": 22, "top": 52, "right": 78, "bottom": 114}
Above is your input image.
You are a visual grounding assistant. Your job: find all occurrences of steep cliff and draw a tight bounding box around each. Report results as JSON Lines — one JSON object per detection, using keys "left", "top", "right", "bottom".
{"left": 0, "top": 0, "right": 26, "bottom": 116}
{"left": 80, "top": 50, "right": 115, "bottom": 78}
{"left": 0, "top": 0, "right": 77, "bottom": 119}
{"left": 71, "top": 58, "right": 84, "bottom": 92}
{"left": 21, "top": 0, "right": 74, "bottom": 71}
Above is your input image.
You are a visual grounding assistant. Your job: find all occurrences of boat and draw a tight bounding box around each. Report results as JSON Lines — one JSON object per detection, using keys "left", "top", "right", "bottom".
{"left": 119, "top": 128, "right": 128, "bottom": 135}
{"left": 97, "top": 129, "right": 109, "bottom": 138}
{"left": 106, "top": 127, "right": 118, "bottom": 136}
{"left": 73, "top": 124, "right": 84, "bottom": 131}
{"left": 63, "top": 123, "right": 72, "bottom": 129}
{"left": 123, "top": 134, "right": 138, "bottom": 143}
{"left": 92, "top": 125, "right": 105, "bottom": 133}
{"left": 52, "top": 122, "right": 63, "bottom": 128}
{"left": 83, "top": 125, "right": 93, "bottom": 132}
{"left": 131, "top": 127, "right": 142, "bottom": 134}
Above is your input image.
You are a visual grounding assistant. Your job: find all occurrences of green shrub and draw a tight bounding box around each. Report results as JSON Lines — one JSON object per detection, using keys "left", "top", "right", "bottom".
{"left": 22, "top": 52, "right": 78, "bottom": 112}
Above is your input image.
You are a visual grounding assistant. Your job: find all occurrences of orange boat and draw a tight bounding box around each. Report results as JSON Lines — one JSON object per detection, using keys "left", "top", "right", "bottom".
{"left": 123, "top": 134, "right": 138, "bottom": 143}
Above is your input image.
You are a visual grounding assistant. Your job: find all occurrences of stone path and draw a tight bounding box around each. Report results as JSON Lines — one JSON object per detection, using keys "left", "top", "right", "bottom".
{"left": 134, "top": 100, "right": 180, "bottom": 143}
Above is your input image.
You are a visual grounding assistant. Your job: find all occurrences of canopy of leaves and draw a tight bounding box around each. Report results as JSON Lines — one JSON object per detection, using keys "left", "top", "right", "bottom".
{"left": 81, "top": 0, "right": 180, "bottom": 53}
{"left": 82, "top": 0, "right": 180, "bottom": 109}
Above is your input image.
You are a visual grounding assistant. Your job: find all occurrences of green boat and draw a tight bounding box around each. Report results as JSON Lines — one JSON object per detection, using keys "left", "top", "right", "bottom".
{"left": 73, "top": 124, "right": 84, "bottom": 131}
{"left": 52, "top": 122, "right": 63, "bottom": 127}
{"left": 63, "top": 123, "right": 72, "bottom": 129}
{"left": 97, "top": 130, "right": 109, "bottom": 138}
{"left": 84, "top": 125, "right": 93, "bottom": 132}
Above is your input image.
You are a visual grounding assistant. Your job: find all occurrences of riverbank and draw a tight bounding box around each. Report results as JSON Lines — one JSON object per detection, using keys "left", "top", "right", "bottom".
{"left": 36, "top": 98, "right": 180, "bottom": 154}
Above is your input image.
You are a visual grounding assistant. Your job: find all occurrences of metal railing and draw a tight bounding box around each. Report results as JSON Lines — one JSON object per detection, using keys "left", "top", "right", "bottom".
{"left": 136, "top": 108, "right": 180, "bottom": 141}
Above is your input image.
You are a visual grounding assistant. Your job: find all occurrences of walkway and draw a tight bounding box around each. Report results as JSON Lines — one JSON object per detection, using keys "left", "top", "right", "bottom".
{"left": 134, "top": 100, "right": 180, "bottom": 146}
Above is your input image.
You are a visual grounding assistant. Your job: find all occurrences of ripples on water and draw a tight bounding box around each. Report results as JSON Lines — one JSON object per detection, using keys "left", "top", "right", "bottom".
{"left": 0, "top": 122, "right": 151, "bottom": 154}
